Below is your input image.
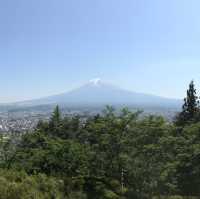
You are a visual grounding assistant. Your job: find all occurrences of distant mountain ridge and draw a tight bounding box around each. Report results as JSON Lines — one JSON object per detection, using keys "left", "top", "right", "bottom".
{"left": 15, "top": 79, "right": 182, "bottom": 109}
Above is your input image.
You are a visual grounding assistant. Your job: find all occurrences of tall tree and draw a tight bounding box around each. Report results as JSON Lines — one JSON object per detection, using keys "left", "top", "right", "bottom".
{"left": 175, "top": 81, "right": 200, "bottom": 125}
{"left": 49, "top": 105, "right": 62, "bottom": 132}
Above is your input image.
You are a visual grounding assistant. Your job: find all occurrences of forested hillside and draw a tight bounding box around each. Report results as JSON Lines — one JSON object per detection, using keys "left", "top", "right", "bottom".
{"left": 0, "top": 81, "right": 200, "bottom": 199}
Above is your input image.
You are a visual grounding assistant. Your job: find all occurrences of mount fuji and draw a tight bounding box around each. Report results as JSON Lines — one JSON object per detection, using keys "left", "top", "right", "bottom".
{"left": 15, "top": 79, "right": 181, "bottom": 109}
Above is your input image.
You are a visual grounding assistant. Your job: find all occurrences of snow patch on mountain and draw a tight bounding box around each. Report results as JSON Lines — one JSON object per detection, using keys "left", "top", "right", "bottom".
{"left": 89, "top": 78, "right": 101, "bottom": 85}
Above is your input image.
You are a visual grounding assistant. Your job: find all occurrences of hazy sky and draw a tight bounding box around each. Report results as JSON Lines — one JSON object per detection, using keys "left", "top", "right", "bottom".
{"left": 1, "top": 0, "right": 200, "bottom": 102}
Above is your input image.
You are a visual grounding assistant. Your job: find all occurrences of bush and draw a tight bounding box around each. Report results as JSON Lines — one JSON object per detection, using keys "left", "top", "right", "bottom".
{"left": 0, "top": 169, "right": 65, "bottom": 199}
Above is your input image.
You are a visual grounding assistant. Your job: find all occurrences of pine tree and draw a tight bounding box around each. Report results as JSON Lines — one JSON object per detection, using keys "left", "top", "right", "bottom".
{"left": 49, "top": 105, "right": 62, "bottom": 131}
{"left": 175, "top": 81, "right": 200, "bottom": 125}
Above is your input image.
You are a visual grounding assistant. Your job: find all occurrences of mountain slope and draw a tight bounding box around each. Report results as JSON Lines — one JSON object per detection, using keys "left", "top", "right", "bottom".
{"left": 17, "top": 79, "right": 181, "bottom": 108}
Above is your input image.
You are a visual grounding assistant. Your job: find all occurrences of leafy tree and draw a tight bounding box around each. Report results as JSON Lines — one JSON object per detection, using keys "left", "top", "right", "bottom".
{"left": 12, "top": 131, "right": 89, "bottom": 176}
{"left": 175, "top": 123, "right": 200, "bottom": 196}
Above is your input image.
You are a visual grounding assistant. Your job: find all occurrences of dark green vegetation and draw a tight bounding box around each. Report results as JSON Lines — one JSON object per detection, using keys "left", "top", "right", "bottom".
{"left": 1, "top": 81, "right": 200, "bottom": 198}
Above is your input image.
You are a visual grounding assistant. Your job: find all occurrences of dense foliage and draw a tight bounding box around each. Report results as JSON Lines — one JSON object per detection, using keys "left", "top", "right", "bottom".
{"left": 1, "top": 82, "right": 200, "bottom": 198}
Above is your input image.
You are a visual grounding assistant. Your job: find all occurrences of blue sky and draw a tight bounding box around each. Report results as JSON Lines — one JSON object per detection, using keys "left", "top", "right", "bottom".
{"left": 1, "top": 0, "right": 200, "bottom": 102}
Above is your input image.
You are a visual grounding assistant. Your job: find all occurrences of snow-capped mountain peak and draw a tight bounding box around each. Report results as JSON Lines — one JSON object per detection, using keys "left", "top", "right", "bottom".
{"left": 89, "top": 78, "right": 101, "bottom": 85}
{"left": 15, "top": 79, "right": 181, "bottom": 108}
